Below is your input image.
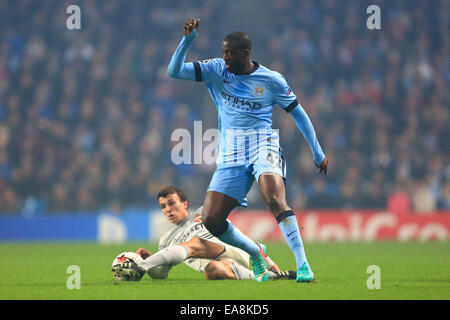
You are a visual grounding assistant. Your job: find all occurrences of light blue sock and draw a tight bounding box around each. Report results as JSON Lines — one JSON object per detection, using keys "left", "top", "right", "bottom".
{"left": 277, "top": 210, "right": 308, "bottom": 270}
{"left": 218, "top": 221, "right": 260, "bottom": 257}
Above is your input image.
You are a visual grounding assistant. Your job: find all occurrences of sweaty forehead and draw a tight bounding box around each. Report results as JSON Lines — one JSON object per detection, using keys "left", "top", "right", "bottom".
{"left": 222, "top": 40, "right": 240, "bottom": 51}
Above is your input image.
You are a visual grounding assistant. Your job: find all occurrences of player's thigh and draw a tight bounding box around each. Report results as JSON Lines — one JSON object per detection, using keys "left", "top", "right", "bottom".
{"left": 204, "top": 259, "right": 236, "bottom": 280}
{"left": 258, "top": 173, "right": 287, "bottom": 200}
{"left": 180, "top": 237, "right": 225, "bottom": 259}
{"left": 202, "top": 191, "right": 239, "bottom": 235}
{"left": 206, "top": 166, "right": 254, "bottom": 209}
{"left": 203, "top": 190, "right": 238, "bottom": 219}
{"left": 219, "top": 245, "right": 250, "bottom": 269}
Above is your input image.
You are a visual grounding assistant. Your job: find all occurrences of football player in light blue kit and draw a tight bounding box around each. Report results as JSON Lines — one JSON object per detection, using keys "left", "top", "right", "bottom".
{"left": 167, "top": 18, "right": 328, "bottom": 282}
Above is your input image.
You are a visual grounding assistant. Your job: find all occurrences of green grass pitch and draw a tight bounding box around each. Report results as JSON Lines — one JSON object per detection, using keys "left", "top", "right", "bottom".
{"left": 0, "top": 242, "right": 449, "bottom": 300}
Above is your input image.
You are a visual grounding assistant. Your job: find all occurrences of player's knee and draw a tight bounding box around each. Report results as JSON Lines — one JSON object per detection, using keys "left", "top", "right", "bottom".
{"left": 204, "top": 261, "right": 228, "bottom": 280}
{"left": 201, "top": 212, "right": 214, "bottom": 233}
{"left": 265, "top": 194, "right": 287, "bottom": 214}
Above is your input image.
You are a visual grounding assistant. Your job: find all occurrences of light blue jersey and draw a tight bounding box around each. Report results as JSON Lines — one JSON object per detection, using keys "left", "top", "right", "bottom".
{"left": 167, "top": 30, "right": 325, "bottom": 205}
{"left": 193, "top": 58, "right": 297, "bottom": 167}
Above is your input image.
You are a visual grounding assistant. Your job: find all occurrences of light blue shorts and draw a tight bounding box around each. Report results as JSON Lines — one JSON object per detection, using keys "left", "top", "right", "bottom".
{"left": 207, "top": 153, "right": 286, "bottom": 207}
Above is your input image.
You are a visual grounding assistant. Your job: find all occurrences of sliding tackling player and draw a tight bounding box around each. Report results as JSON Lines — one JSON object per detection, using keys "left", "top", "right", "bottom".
{"left": 122, "top": 186, "right": 294, "bottom": 281}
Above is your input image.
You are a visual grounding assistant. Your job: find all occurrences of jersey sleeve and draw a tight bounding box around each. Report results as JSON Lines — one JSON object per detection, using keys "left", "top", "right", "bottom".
{"left": 193, "top": 58, "right": 225, "bottom": 83}
{"left": 272, "top": 73, "right": 299, "bottom": 113}
{"left": 158, "top": 232, "right": 169, "bottom": 250}
{"left": 167, "top": 30, "right": 198, "bottom": 81}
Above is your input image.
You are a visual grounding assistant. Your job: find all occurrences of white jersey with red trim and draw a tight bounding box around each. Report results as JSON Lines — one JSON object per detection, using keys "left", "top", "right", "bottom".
{"left": 158, "top": 206, "right": 249, "bottom": 273}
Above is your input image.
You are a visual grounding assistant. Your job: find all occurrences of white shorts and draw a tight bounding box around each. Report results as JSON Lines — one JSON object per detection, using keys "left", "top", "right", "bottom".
{"left": 183, "top": 241, "right": 250, "bottom": 273}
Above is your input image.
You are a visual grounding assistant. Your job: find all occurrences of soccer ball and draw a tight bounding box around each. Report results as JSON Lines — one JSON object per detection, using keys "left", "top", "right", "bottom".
{"left": 111, "top": 252, "right": 145, "bottom": 281}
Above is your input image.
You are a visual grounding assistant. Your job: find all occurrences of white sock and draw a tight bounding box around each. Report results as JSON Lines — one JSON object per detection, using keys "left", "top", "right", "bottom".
{"left": 230, "top": 263, "right": 279, "bottom": 280}
{"left": 230, "top": 263, "right": 254, "bottom": 280}
{"left": 265, "top": 256, "right": 275, "bottom": 270}
{"left": 138, "top": 245, "right": 189, "bottom": 271}
{"left": 267, "top": 271, "right": 279, "bottom": 280}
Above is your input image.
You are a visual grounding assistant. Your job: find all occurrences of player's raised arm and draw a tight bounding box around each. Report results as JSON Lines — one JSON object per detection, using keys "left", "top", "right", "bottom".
{"left": 167, "top": 18, "right": 200, "bottom": 80}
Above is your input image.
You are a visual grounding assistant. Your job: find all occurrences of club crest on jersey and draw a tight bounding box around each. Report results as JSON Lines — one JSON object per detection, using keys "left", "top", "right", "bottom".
{"left": 194, "top": 214, "right": 202, "bottom": 222}
{"left": 254, "top": 86, "right": 264, "bottom": 96}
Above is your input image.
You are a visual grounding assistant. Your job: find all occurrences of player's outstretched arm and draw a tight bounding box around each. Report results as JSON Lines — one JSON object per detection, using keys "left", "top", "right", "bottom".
{"left": 167, "top": 18, "right": 200, "bottom": 80}
{"left": 274, "top": 74, "right": 328, "bottom": 174}
{"left": 289, "top": 104, "right": 328, "bottom": 174}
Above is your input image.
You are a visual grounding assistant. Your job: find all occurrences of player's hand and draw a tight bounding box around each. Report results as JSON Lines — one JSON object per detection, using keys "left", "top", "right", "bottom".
{"left": 315, "top": 156, "right": 328, "bottom": 175}
{"left": 136, "top": 248, "right": 151, "bottom": 259}
{"left": 184, "top": 18, "right": 200, "bottom": 36}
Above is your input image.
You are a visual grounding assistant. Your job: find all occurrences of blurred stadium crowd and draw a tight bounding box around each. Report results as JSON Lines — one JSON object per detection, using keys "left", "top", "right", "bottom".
{"left": 0, "top": 0, "right": 448, "bottom": 215}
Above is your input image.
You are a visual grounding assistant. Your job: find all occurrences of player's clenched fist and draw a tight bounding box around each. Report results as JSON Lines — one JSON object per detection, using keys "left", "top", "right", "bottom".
{"left": 184, "top": 18, "right": 200, "bottom": 36}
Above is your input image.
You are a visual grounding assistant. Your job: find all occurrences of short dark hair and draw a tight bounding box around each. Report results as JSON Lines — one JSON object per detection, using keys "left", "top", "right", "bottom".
{"left": 224, "top": 31, "right": 252, "bottom": 51}
{"left": 157, "top": 185, "right": 188, "bottom": 203}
